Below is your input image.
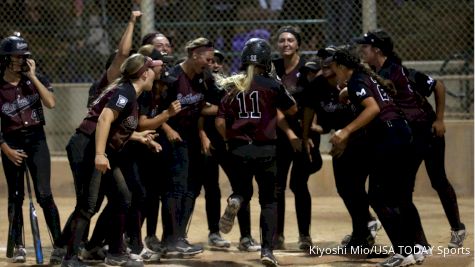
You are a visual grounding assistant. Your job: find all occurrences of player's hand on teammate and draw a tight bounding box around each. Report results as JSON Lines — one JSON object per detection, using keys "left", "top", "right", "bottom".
{"left": 4, "top": 146, "right": 28, "bottom": 166}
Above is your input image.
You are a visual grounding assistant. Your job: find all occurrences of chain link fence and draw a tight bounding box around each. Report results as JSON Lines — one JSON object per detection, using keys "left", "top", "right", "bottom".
{"left": 1, "top": 0, "right": 473, "bottom": 155}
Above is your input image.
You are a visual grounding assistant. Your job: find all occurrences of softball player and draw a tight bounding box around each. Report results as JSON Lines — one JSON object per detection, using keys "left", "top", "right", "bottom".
{"left": 355, "top": 30, "right": 466, "bottom": 251}
{"left": 0, "top": 34, "right": 63, "bottom": 264}
{"left": 302, "top": 47, "right": 381, "bottom": 249}
{"left": 216, "top": 38, "right": 297, "bottom": 267}
{"left": 139, "top": 32, "right": 175, "bottom": 252}
{"left": 272, "top": 25, "right": 322, "bottom": 250}
{"left": 159, "top": 37, "right": 216, "bottom": 256}
{"left": 329, "top": 47, "right": 417, "bottom": 267}
{"left": 61, "top": 54, "right": 160, "bottom": 267}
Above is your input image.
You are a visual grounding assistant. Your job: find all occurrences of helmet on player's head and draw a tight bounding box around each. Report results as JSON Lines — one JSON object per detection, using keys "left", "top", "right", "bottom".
{"left": 0, "top": 35, "right": 31, "bottom": 56}
{"left": 240, "top": 38, "right": 271, "bottom": 71}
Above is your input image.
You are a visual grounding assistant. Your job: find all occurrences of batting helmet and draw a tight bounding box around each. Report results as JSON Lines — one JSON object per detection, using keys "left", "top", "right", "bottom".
{"left": 240, "top": 38, "right": 271, "bottom": 71}
{"left": 0, "top": 35, "right": 31, "bottom": 56}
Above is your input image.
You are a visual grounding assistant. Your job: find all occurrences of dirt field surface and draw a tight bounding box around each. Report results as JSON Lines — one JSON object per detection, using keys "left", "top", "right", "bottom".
{"left": 0, "top": 196, "right": 472, "bottom": 267}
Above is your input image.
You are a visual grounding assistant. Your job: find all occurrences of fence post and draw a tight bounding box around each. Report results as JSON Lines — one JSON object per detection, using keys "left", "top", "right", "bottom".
{"left": 362, "top": 0, "right": 377, "bottom": 33}
{"left": 140, "top": 0, "right": 155, "bottom": 39}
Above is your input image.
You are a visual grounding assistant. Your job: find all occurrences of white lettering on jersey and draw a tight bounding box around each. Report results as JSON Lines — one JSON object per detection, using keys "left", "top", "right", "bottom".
{"left": 356, "top": 88, "right": 366, "bottom": 97}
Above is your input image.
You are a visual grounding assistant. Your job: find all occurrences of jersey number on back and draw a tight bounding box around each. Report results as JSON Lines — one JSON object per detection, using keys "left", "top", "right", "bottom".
{"left": 237, "top": 91, "right": 261, "bottom": 118}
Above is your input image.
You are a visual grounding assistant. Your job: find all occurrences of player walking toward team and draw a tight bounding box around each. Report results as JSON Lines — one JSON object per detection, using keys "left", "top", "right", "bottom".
{"left": 217, "top": 38, "right": 297, "bottom": 267}
{"left": 0, "top": 34, "right": 63, "bottom": 264}
{"left": 355, "top": 29, "right": 466, "bottom": 252}
{"left": 328, "top": 47, "right": 417, "bottom": 267}
{"left": 272, "top": 25, "right": 322, "bottom": 250}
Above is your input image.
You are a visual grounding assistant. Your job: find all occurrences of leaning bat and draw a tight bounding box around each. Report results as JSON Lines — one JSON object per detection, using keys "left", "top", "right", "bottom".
{"left": 25, "top": 163, "right": 43, "bottom": 264}
{"left": 6, "top": 207, "right": 14, "bottom": 258}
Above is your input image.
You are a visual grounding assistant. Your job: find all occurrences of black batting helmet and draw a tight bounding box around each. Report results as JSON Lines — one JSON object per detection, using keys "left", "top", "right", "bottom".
{"left": 240, "top": 38, "right": 271, "bottom": 71}
{"left": 0, "top": 35, "right": 31, "bottom": 56}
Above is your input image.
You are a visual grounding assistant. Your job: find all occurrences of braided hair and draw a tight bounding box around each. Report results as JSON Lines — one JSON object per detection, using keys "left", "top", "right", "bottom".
{"left": 333, "top": 47, "right": 397, "bottom": 96}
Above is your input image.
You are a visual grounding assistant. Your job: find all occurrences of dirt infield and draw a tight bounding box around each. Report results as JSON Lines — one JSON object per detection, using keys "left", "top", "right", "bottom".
{"left": 0, "top": 196, "right": 472, "bottom": 267}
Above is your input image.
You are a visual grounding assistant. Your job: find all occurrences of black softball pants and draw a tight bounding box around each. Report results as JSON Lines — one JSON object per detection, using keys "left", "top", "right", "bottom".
{"left": 409, "top": 122, "right": 464, "bottom": 232}
{"left": 275, "top": 133, "right": 322, "bottom": 238}
{"left": 2, "top": 127, "right": 61, "bottom": 248}
{"left": 228, "top": 143, "right": 278, "bottom": 250}
{"left": 367, "top": 121, "right": 415, "bottom": 256}
{"left": 332, "top": 134, "right": 373, "bottom": 241}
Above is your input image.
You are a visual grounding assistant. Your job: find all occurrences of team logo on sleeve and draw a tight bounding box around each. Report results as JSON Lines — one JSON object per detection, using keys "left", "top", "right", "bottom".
{"left": 356, "top": 88, "right": 367, "bottom": 97}
{"left": 116, "top": 95, "right": 128, "bottom": 108}
{"left": 427, "top": 76, "right": 434, "bottom": 85}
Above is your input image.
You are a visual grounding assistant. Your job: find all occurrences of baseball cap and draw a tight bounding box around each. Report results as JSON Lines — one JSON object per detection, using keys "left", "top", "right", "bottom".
{"left": 301, "top": 60, "right": 321, "bottom": 73}
{"left": 316, "top": 46, "right": 337, "bottom": 67}
{"left": 353, "top": 30, "right": 393, "bottom": 54}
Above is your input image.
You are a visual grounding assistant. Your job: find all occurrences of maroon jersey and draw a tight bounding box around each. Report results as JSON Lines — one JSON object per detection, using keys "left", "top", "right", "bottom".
{"left": 273, "top": 57, "right": 306, "bottom": 135}
{"left": 78, "top": 82, "right": 139, "bottom": 151}
{"left": 87, "top": 71, "right": 109, "bottom": 108}
{"left": 78, "top": 87, "right": 118, "bottom": 135}
{"left": 273, "top": 57, "right": 305, "bottom": 94}
{"left": 0, "top": 74, "right": 52, "bottom": 133}
{"left": 164, "top": 65, "right": 217, "bottom": 138}
{"left": 217, "top": 75, "right": 295, "bottom": 142}
{"left": 378, "top": 60, "right": 429, "bottom": 122}
{"left": 347, "top": 71, "right": 403, "bottom": 126}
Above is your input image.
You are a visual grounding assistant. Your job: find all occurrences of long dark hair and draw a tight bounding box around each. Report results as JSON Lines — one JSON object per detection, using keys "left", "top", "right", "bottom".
{"left": 333, "top": 48, "right": 396, "bottom": 96}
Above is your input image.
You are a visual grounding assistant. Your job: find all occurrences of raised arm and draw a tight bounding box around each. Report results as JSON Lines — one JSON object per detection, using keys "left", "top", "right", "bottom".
{"left": 107, "top": 11, "right": 142, "bottom": 82}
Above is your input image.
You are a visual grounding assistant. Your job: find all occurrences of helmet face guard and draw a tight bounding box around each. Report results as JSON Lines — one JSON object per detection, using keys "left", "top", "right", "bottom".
{"left": 240, "top": 38, "right": 272, "bottom": 71}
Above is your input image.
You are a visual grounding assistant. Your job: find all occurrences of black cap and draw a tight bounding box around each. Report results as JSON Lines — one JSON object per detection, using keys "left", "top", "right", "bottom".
{"left": 301, "top": 60, "right": 321, "bottom": 72}
{"left": 317, "top": 46, "right": 337, "bottom": 58}
{"left": 353, "top": 30, "right": 393, "bottom": 54}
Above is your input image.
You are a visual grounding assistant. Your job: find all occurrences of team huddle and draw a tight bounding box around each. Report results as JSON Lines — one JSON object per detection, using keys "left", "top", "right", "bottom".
{"left": 0, "top": 10, "right": 467, "bottom": 267}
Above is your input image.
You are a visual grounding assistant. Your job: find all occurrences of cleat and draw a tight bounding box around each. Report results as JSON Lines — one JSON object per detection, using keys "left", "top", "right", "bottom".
{"left": 238, "top": 236, "right": 261, "bottom": 252}
{"left": 219, "top": 197, "right": 241, "bottom": 234}
{"left": 208, "top": 232, "right": 231, "bottom": 248}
